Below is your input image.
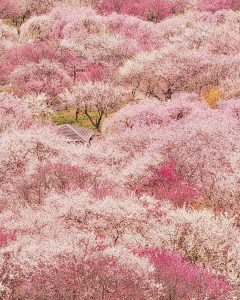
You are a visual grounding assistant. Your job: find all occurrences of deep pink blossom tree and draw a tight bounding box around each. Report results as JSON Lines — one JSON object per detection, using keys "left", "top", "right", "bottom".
{"left": 99, "top": 0, "right": 173, "bottom": 21}
{"left": 137, "top": 247, "right": 231, "bottom": 299}
{"left": 0, "top": 228, "right": 16, "bottom": 247}
{"left": 135, "top": 160, "right": 201, "bottom": 207}
{"left": 121, "top": 0, "right": 173, "bottom": 22}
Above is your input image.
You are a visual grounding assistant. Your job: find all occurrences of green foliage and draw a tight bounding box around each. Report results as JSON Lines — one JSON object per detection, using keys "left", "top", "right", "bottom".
{"left": 0, "top": 87, "right": 12, "bottom": 93}
{"left": 4, "top": 18, "right": 29, "bottom": 29}
{"left": 52, "top": 108, "right": 107, "bottom": 130}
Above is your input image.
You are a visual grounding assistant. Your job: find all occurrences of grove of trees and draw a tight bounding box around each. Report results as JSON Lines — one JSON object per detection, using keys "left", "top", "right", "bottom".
{"left": 1, "top": 0, "right": 240, "bottom": 298}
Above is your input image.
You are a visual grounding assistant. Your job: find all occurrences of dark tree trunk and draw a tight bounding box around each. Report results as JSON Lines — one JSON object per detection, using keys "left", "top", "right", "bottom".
{"left": 75, "top": 108, "right": 80, "bottom": 123}
{"left": 164, "top": 87, "right": 173, "bottom": 100}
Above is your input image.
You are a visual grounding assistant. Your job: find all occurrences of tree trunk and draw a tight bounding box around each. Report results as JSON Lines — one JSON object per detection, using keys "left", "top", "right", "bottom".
{"left": 75, "top": 108, "right": 80, "bottom": 123}
{"left": 164, "top": 87, "right": 173, "bottom": 100}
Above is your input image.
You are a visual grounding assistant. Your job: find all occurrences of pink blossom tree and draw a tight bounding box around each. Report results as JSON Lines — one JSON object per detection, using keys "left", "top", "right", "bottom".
{"left": 167, "top": 0, "right": 197, "bottom": 13}
{"left": 103, "top": 13, "right": 161, "bottom": 51}
{"left": 4, "top": 42, "right": 57, "bottom": 72}
{"left": 198, "top": 0, "right": 240, "bottom": 12}
{"left": 2, "top": 42, "right": 58, "bottom": 85}
{"left": 1, "top": 6, "right": 240, "bottom": 299}
{"left": 0, "top": 189, "right": 238, "bottom": 297}
{"left": 0, "top": 124, "right": 83, "bottom": 208}
{"left": 54, "top": 44, "right": 89, "bottom": 83}
{"left": 18, "top": 247, "right": 159, "bottom": 299}
{"left": 98, "top": 0, "right": 130, "bottom": 14}
{"left": 121, "top": 0, "right": 173, "bottom": 22}
{"left": 18, "top": 0, "right": 57, "bottom": 16}
{"left": 10, "top": 59, "right": 72, "bottom": 97}
{"left": 120, "top": 43, "right": 238, "bottom": 100}
{"left": 99, "top": 0, "right": 173, "bottom": 21}
{"left": 0, "top": 189, "right": 162, "bottom": 298}
{"left": 0, "top": 0, "right": 21, "bottom": 19}
{"left": 118, "top": 10, "right": 240, "bottom": 99}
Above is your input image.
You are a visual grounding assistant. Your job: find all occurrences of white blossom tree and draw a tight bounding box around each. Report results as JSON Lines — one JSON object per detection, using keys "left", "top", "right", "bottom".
{"left": 60, "top": 81, "right": 125, "bottom": 131}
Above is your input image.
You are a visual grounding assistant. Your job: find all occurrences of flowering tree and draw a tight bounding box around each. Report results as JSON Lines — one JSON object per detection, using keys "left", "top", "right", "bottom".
{"left": 19, "top": 14, "right": 55, "bottom": 42}
{"left": 0, "top": 189, "right": 237, "bottom": 297}
{"left": 135, "top": 160, "right": 201, "bottom": 207}
{"left": 60, "top": 81, "right": 125, "bottom": 131}
{"left": 152, "top": 202, "right": 240, "bottom": 285}
{"left": 22, "top": 93, "right": 54, "bottom": 122}
{"left": 18, "top": 246, "right": 159, "bottom": 299}
{"left": 0, "top": 123, "right": 96, "bottom": 209}
{"left": 120, "top": 43, "right": 239, "bottom": 100}
{"left": 54, "top": 43, "right": 89, "bottom": 83}
{"left": 10, "top": 59, "right": 72, "bottom": 97}
{"left": 60, "top": 33, "right": 136, "bottom": 67}
{"left": 118, "top": 9, "right": 240, "bottom": 99}
{"left": 99, "top": 0, "right": 173, "bottom": 22}
{"left": 121, "top": 0, "right": 173, "bottom": 22}
{"left": 198, "top": 0, "right": 240, "bottom": 11}
{"left": 0, "top": 20, "right": 18, "bottom": 42}
{"left": 101, "top": 102, "right": 164, "bottom": 133}
{"left": 137, "top": 247, "right": 230, "bottom": 299}
{"left": 0, "top": 0, "right": 21, "bottom": 19}
{"left": 0, "top": 92, "right": 33, "bottom": 132}
{"left": 18, "top": 0, "right": 57, "bottom": 16}
{"left": 3, "top": 42, "right": 57, "bottom": 77}
{"left": 103, "top": 13, "right": 161, "bottom": 51}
